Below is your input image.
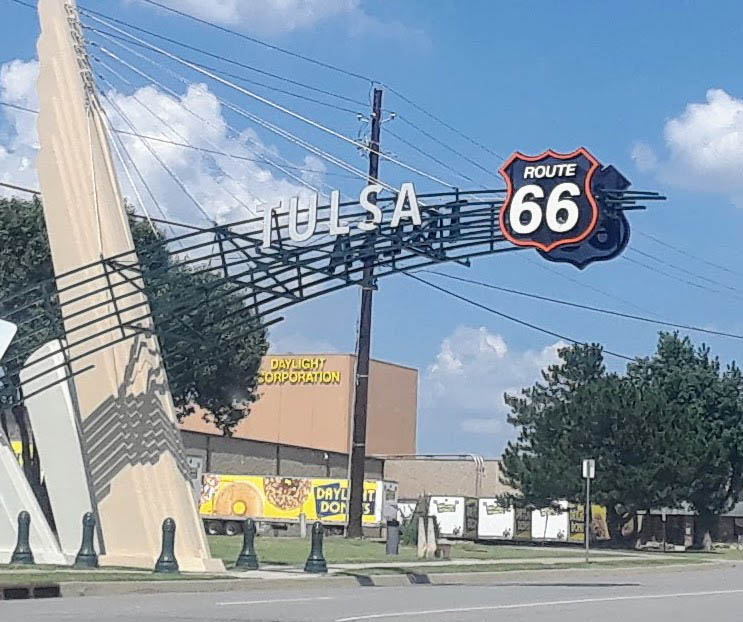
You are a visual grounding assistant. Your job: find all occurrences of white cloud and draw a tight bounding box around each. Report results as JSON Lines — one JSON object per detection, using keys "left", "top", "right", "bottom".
{"left": 633, "top": 88, "right": 743, "bottom": 206}
{"left": 148, "top": 0, "right": 359, "bottom": 34}
{"left": 419, "top": 326, "right": 564, "bottom": 455}
{"left": 0, "top": 58, "right": 321, "bottom": 225}
{"left": 140, "top": 0, "right": 426, "bottom": 43}
{"left": 0, "top": 59, "right": 40, "bottom": 199}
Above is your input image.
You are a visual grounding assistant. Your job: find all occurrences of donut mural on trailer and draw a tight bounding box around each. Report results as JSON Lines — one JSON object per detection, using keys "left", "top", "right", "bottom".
{"left": 499, "top": 147, "right": 601, "bottom": 253}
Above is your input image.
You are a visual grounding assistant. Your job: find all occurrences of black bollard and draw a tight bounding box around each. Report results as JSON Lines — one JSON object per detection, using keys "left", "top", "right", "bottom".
{"left": 74, "top": 512, "right": 99, "bottom": 569}
{"left": 154, "top": 517, "right": 179, "bottom": 573}
{"left": 10, "top": 511, "right": 34, "bottom": 565}
{"left": 235, "top": 518, "right": 259, "bottom": 570}
{"left": 303, "top": 521, "right": 327, "bottom": 574}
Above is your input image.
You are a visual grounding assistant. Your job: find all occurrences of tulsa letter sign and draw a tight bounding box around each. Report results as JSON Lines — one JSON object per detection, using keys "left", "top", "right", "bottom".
{"left": 261, "top": 147, "right": 636, "bottom": 269}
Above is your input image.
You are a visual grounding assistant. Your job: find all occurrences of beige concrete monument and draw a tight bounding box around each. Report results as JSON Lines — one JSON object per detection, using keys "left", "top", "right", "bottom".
{"left": 36, "top": 0, "right": 222, "bottom": 571}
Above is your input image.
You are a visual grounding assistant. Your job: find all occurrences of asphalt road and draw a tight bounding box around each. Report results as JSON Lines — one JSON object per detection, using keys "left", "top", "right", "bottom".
{"left": 4, "top": 564, "right": 743, "bottom": 622}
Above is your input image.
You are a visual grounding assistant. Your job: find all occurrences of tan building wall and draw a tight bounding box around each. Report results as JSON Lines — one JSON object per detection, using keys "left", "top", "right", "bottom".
{"left": 383, "top": 458, "right": 515, "bottom": 499}
{"left": 180, "top": 354, "right": 417, "bottom": 456}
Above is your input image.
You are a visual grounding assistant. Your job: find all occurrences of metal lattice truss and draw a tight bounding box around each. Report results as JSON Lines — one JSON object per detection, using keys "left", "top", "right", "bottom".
{"left": 0, "top": 186, "right": 663, "bottom": 405}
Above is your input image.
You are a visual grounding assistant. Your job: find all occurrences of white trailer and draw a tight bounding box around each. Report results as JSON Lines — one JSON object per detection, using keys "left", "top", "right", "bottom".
{"left": 428, "top": 496, "right": 478, "bottom": 539}
{"left": 531, "top": 500, "right": 570, "bottom": 541}
{"left": 477, "top": 499, "right": 516, "bottom": 539}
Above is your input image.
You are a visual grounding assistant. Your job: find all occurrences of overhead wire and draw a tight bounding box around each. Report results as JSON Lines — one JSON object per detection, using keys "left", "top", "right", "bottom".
{"left": 0, "top": 99, "right": 359, "bottom": 179}
{"left": 84, "top": 11, "right": 456, "bottom": 189}
{"left": 96, "top": 76, "right": 215, "bottom": 225}
{"left": 524, "top": 257, "right": 661, "bottom": 317}
{"left": 622, "top": 255, "right": 739, "bottom": 300}
{"left": 77, "top": 17, "right": 367, "bottom": 107}
{"left": 406, "top": 273, "right": 634, "bottom": 362}
{"left": 423, "top": 270, "right": 743, "bottom": 342}
{"left": 94, "top": 47, "right": 268, "bottom": 214}
{"left": 91, "top": 34, "right": 327, "bottom": 196}
{"left": 396, "top": 114, "right": 501, "bottom": 178}
{"left": 636, "top": 230, "right": 743, "bottom": 280}
{"left": 134, "top": 0, "right": 374, "bottom": 83}
{"left": 16, "top": 0, "right": 507, "bottom": 175}
{"left": 627, "top": 247, "right": 743, "bottom": 300}
{"left": 83, "top": 14, "right": 412, "bottom": 195}
{"left": 82, "top": 25, "right": 365, "bottom": 113}
{"left": 384, "top": 124, "right": 485, "bottom": 188}
{"left": 102, "top": 0, "right": 508, "bottom": 164}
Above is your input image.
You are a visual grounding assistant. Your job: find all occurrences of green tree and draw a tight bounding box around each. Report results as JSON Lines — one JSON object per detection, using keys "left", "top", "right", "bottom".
{"left": 627, "top": 333, "right": 743, "bottom": 549}
{"left": 0, "top": 197, "right": 268, "bottom": 474}
{"left": 500, "top": 343, "right": 607, "bottom": 509}
{"left": 501, "top": 342, "right": 690, "bottom": 544}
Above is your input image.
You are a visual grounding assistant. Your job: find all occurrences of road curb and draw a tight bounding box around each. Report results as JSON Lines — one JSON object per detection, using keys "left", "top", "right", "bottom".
{"left": 49, "top": 561, "right": 726, "bottom": 598}
{"left": 2, "top": 560, "right": 724, "bottom": 599}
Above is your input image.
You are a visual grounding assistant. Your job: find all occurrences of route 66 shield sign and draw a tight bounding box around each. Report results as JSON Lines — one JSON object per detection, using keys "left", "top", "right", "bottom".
{"left": 499, "top": 147, "right": 601, "bottom": 253}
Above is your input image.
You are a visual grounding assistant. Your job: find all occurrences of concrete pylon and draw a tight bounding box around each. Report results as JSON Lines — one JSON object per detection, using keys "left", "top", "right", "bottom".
{"left": 35, "top": 0, "right": 222, "bottom": 572}
{"left": 21, "top": 340, "right": 97, "bottom": 562}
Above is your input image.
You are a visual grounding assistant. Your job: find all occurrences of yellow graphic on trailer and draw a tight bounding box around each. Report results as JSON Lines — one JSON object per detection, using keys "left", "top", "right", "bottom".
{"left": 199, "top": 474, "right": 381, "bottom": 524}
{"left": 11, "top": 441, "right": 23, "bottom": 464}
{"left": 569, "top": 504, "right": 610, "bottom": 542}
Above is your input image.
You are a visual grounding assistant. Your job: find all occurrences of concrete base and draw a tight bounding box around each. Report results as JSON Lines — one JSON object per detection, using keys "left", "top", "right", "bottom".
{"left": 0, "top": 428, "right": 66, "bottom": 566}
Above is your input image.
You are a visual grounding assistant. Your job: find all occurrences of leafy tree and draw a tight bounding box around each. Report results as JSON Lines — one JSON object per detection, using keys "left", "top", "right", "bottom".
{"left": 502, "top": 334, "right": 743, "bottom": 549}
{"left": 500, "top": 343, "right": 607, "bottom": 508}
{"left": 627, "top": 333, "right": 743, "bottom": 549}
{"left": 0, "top": 197, "right": 268, "bottom": 492}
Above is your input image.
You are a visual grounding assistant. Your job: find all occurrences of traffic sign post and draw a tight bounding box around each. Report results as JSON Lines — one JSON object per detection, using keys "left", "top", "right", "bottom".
{"left": 582, "top": 459, "right": 595, "bottom": 563}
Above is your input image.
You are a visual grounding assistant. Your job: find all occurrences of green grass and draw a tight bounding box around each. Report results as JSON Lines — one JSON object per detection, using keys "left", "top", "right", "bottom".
{"left": 209, "top": 535, "right": 613, "bottom": 567}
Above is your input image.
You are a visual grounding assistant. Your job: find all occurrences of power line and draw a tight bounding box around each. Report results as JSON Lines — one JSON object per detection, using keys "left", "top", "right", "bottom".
{"left": 0, "top": 181, "right": 38, "bottom": 195}
{"left": 524, "top": 257, "right": 660, "bottom": 317}
{"left": 628, "top": 247, "right": 743, "bottom": 299}
{"left": 385, "top": 86, "right": 505, "bottom": 161}
{"left": 87, "top": 36, "right": 339, "bottom": 197}
{"left": 0, "top": 100, "right": 37, "bottom": 115}
{"left": 80, "top": 1, "right": 505, "bottom": 168}
{"left": 385, "top": 125, "right": 484, "bottom": 188}
{"left": 424, "top": 270, "right": 743, "bottom": 342}
{"left": 0, "top": 100, "right": 358, "bottom": 179}
{"left": 397, "top": 114, "right": 501, "bottom": 178}
{"left": 637, "top": 230, "right": 743, "bottom": 280}
{"left": 407, "top": 273, "right": 633, "bottom": 361}
{"left": 622, "top": 255, "right": 738, "bottom": 299}
{"left": 77, "top": 19, "right": 367, "bottom": 107}
{"left": 134, "top": 0, "right": 374, "bottom": 83}
{"left": 97, "top": 80, "right": 215, "bottom": 225}
{"left": 84, "top": 12, "right": 457, "bottom": 189}
{"left": 83, "top": 26, "right": 364, "bottom": 114}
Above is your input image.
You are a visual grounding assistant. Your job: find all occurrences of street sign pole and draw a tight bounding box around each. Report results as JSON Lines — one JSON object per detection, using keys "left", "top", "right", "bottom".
{"left": 585, "top": 475, "right": 591, "bottom": 563}
{"left": 582, "top": 459, "right": 595, "bottom": 564}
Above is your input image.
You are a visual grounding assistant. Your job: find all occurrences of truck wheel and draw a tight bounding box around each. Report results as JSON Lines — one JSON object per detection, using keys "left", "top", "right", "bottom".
{"left": 224, "top": 521, "right": 242, "bottom": 536}
{"left": 206, "top": 520, "right": 224, "bottom": 536}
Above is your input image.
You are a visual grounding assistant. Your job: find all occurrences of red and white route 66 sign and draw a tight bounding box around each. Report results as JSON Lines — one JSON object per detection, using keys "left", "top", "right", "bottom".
{"left": 499, "top": 147, "right": 601, "bottom": 253}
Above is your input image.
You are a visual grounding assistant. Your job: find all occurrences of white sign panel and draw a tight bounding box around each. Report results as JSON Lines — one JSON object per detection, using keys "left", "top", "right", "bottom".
{"left": 582, "top": 459, "right": 596, "bottom": 479}
{"left": 531, "top": 500, "right": 570, "bottom": 541}
{"left": 0, "top": 319, "right": 17, "bottom": 360}
{"left": 477, "top": 499, "right": 515, "bottom": 539}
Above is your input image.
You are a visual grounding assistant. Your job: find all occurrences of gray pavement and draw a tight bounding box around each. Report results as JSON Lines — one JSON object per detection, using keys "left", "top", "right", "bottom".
{"left": 3, "top": 563, "right": 743, "bottom": 621}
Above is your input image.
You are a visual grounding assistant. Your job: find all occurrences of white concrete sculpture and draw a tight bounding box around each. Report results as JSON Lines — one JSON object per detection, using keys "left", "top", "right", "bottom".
{"left": 36, "top": 0, "right": 221, "bottom": 571}
{"left": 0, "top": 427, "right": 66, "bottom": 565}
{"left": 21, "top": 340, "right": 97, "bottom": 561}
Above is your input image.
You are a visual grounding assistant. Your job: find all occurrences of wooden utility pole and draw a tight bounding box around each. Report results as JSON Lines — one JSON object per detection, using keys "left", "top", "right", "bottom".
{"left": 347, "top": 87, "right": 383, "bottom": 538}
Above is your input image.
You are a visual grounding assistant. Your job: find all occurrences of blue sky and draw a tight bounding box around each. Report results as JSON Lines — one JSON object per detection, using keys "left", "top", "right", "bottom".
{"left": 2, "top": 0, "right": 743, "bottom": 457}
